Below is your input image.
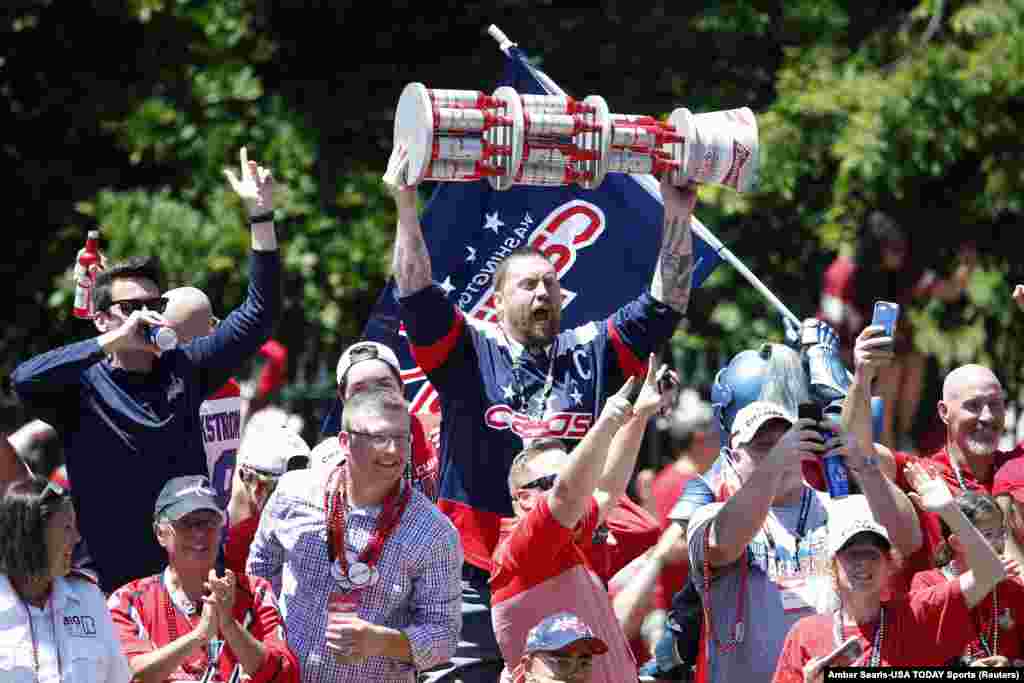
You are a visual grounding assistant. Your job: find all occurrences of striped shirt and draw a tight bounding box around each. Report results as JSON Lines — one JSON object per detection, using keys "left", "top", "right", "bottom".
{"left": 247, "top": 468, "right": 463, "bottom": 683}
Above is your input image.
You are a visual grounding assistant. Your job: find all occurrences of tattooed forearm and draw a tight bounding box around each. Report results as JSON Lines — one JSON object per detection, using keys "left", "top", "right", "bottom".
{"left": 650, "top": 214, "right": 695, "bottom": 313}
{"left": 392, "top": 214, "right": 433, "bottom": 296}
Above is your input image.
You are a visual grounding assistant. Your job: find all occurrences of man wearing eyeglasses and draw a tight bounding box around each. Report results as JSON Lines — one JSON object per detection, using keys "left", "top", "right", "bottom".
{"left": 490, "top": 365, "right": 666, "bottom": 683}
{"left": 248, "top": 389, "right": 462, "bottom": 682}
{"left": 514, "top": 612, "right": 608, "bottom": 683}
{"left": 11, "top": 148, "right": 281, "bottom": 594}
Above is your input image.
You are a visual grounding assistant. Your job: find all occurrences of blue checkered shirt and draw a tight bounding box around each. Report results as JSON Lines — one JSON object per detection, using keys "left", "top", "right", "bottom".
{"left": 247, "top": 469, "right": 463, "bottom": 683}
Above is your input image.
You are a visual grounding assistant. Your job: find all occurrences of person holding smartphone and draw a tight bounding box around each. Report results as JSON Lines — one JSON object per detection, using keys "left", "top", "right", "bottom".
{"left": 773, "top": 462, "right": 1013, "bottom": 682}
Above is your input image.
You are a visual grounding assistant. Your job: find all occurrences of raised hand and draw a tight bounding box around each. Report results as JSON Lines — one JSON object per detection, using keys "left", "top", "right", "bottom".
{"left": 223, "top": 147, "right": 275, "bottom": 217}
{"left": 1014, "top": 285, "right": 1024, "bottom": 313}
{"left": 633, "top": 354, "right": 673, "bottom": 420}
{"left": 203, "top": 569, "right": 237, "bottom": 630}
{"left": 853, "top": 325, "right": 895, "bottom": 381}
{"left": 904, "top": 460, "right": 955, "bottom": 513}
{"left": 382, "top": 144, "right": 416, "bottom": 209}
{"left": 600, "top": 377, "right": 636, "bottom": 429}
{"left": 766, "top": 418, "right": 827, "bottom": 470}
{"left": 103, "top": 309, "right": 169, "bottom": 356}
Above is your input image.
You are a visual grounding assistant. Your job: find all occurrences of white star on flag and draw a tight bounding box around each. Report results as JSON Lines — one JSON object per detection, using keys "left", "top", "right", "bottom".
{"left": 501, "top": 384, "right": 516, "bottom": 400}
{"left": 483, "top": 211, "right": 504, "bottom": 233}
{"left": 570, "top": 388, "right": 583, "bottom": 406}
{"left": 465, "top": 246, "right": 477, "bottom": 262}
{"left": 439, "top": 276, "right": 456, "bottom": 296}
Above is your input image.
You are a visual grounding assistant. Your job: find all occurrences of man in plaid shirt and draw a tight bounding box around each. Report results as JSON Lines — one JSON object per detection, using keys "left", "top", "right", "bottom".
{"left": 248, "top": 389, "right": 463, "bottom": 682}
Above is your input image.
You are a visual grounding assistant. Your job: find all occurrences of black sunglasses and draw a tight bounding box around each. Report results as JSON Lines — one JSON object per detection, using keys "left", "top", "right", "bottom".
{"left": 520, "top": 473, "right": 557, "bottom": 492}
{"left": 108, "top": 297, "right": 169, "bottom": 315}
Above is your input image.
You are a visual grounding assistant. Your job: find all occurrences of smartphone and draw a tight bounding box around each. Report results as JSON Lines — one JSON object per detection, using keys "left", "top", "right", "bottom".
{"left": 871, "top": 301, "right": 900, "bottom": 338}
{"left": 819, "top": 635, "right": 863, "bottom": 668}
{"left": 798, "top": 402, "right": 823, "bottom": 425}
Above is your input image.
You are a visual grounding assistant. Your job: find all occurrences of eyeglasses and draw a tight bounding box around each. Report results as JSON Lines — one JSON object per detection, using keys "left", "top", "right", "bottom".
{"left": 108, "top": 297, "right": 169, "bottom": 315}
{"left": 347, "top": 430, "right": 413, "bottom": 450}
{"left": 169, "top": 515, "right": 223, "bottom": 532}
{"left": 535, "top": 652, "right": 595, "bottom": 676}
{"left": 519, "top": 473, "right": 557, "bottom": 492}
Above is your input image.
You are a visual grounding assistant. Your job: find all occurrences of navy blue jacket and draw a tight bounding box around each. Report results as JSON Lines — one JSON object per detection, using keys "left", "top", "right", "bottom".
{"left": 12, "top": 250, "right": 280, "bottom": 592}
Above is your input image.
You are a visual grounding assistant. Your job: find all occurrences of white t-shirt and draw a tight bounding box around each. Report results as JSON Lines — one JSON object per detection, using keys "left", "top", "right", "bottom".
{"left": 0, "top": 573, "right": 132, "bottom": 683}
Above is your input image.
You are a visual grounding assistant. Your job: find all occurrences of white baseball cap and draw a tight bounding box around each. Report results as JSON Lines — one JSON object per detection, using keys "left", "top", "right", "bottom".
{"left": 336, "top": 341, "right": 401, "bottom": 386}
{"left": 729, "top": 400, "right": 796, "bottom": 448}
{"left": 238, "top": 423, "right": 311, "bottom": 477}
{"left": 827, "top": 495, "right": 891, "bottom": 557}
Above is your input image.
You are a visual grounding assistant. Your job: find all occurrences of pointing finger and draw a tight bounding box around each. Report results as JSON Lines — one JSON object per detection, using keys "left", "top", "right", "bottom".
{"left": 240, "top": 147, "right": 249, "bottom": 176}
{"left": 615, "top": 376, "right": 636, "bottom": 399}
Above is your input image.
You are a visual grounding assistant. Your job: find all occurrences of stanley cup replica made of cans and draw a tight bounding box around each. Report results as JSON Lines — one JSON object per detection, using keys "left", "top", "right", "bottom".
{"left": 393, "top": 83, "right": 760, "bottom": 192}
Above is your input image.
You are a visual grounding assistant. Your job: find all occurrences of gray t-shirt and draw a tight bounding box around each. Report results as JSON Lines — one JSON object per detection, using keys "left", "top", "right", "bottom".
{"left": 687, "top": 489, "right": 830, "bottom": 683}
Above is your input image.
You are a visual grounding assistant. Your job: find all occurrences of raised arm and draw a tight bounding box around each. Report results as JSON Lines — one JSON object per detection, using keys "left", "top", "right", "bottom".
{"left": 906, "top": 461, "right": 1008, "bottom": 608}
{"left": 832, "top": 428, "right": 922, "bottom": 557}
{"left": 186, "top": 148, "right": 281, "bottom": 392}
{"left": 705, "top": 419, "right": 824, "bottom": 568}
{"left": 649, "top": 177, "right": 698, "bottom": 314}
{"left": 594, "top": 357, "right": 668, "bottom": 522}
{"left": 384, "top": 145, "right": 433, "bottom": 296}
{"left": 548, "top": 378, "right": 635, "bottom": 529}
{"left": 841, "top": 325, "right": 893, "bottom": 460}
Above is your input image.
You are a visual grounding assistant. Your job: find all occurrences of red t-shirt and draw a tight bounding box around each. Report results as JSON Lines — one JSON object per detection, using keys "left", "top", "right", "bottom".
{"left": 911, "top": 569, "right": 1024, "bottom": 662}
{"left": 490, "top": 497, "right": 636, "bottom": 683}
{"left": 772, "top": 579, "right": 971, "bottom": 681}
{"left": 107, "top": 571, "right": 299, "bottom": 683}
{"left": 581, "top": 494, "right": 660, "bottom": 585}
{"left": 890, "top": 445, "right": 1024, "bottom": 585}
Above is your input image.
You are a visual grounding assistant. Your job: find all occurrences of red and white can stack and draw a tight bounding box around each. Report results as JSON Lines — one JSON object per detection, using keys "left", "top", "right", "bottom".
{"left": 393, "top": 82, "right": 760, "bottom": 192}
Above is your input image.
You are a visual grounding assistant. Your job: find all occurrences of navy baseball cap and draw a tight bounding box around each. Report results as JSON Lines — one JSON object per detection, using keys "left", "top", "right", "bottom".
{"left": 523, "top": 612, "right": 609, "bottom": 656}
{"left": 154, "top": 475, "right": 223, "bottom": 522}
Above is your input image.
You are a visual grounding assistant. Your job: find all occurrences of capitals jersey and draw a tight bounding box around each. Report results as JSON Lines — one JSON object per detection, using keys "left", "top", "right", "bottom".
{"left": 199, "top": 379, "right": 243, "bottom": 508}
{"left": 399, "top": 283, "right": 681, "bottom": 571}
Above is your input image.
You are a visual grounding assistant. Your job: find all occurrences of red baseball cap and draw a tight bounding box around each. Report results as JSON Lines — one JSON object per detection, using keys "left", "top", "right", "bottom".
{"left": 993, "top": 457, "right": 1024, "bottom": 503}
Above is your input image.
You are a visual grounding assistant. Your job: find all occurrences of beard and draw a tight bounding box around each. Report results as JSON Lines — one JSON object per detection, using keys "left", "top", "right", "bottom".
{"left": 962, "top": 428, "right": 1001, "bottom": 457}
{"left": 507, "top": 310, "right": 560, "bottom": 348}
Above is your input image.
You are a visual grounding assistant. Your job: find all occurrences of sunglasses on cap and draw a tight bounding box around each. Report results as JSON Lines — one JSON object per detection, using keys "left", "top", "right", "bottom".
{"left": 108, "top": 297, "right": 169, "bottom": 315}
{"left": 520, "top": 473, "right": 557, "bottom": 492}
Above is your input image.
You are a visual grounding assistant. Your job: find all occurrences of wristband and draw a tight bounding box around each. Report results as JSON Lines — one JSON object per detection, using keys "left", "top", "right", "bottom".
{"left": 249, "top": 211, "right": 275, "bottom": 224}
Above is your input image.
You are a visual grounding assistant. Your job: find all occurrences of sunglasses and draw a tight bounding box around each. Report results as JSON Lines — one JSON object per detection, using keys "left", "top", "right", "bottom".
{"left": 520, "top": 473, "right": 557, "bottom": 492}
{"left": 108, "top": 297, "right": 169, "bottom": 315}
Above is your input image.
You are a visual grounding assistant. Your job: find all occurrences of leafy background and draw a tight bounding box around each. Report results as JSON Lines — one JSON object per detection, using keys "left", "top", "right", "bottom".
{"left": 4, "top": 0, "right": 1023, "bottom": 462}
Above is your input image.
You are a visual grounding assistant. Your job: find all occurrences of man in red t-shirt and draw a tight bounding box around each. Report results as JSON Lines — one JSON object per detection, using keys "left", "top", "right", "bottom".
{"left": 490, "top": 364, "right": 665, "bottom": 683}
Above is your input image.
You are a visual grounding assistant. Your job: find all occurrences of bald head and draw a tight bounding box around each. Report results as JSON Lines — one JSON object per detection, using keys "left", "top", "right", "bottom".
{"left": 163, "top": 286, "right": 214, "bottom": 343}
{"left": 939, "top": 363, "right": 1005, "bottom": 460}
{"left": 943, "top": 364, "right": 1002, "bottom": 402}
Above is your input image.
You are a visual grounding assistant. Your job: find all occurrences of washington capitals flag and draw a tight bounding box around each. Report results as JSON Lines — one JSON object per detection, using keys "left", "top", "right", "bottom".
{"left": 323, "top": 45, "right": 723, "bottom": 433}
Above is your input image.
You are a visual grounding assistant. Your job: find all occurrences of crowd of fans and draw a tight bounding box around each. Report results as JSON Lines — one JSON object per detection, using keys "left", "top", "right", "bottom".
{"left": 1, "top": 144, "right": 1023, "bottom": 683}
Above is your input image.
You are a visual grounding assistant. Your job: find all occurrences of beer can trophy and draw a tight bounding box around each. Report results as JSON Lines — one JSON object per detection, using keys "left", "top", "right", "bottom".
{"left": 393, "top": 83, "right": 759, "bottom": 192}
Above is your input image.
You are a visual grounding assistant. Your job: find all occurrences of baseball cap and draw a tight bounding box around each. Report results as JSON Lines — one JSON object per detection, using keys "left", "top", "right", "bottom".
{"left": 239, "top": 423, "right": 312, "bottom": 477}
{"left": 826, "top": 494, "right": 891, "bottom": 557}
{"left": 993, "top": 457, "right": 1024, "bottom": 503}
{"left": 336, "top": 341, "right": 401, "bottom": 386}
{"left": 154, "top": 475, "right": 223, "bottom": 522}
{"left": 523, "top": 612, "right": 609, "bottom": 656}
{"left": 729, "top": 400, "right": 795, "bottom": 448}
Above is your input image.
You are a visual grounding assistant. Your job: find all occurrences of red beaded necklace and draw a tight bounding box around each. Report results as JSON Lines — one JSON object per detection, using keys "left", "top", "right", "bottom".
{"left": 323, "top": 462, "right": 411, "bottom": 582}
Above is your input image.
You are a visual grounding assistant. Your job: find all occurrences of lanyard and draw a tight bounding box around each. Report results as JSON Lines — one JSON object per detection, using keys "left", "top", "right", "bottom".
{"left": 501, "top": 328, "right": 558, "bottom": 421}
{"left": 324, "top": 463, "right": 410, "bottom": 573}
{"left": 762, "top": 489, "right": 813, "bottom": 572}
{"left": 21, "top": 594, "right": 62, "bottom": 683}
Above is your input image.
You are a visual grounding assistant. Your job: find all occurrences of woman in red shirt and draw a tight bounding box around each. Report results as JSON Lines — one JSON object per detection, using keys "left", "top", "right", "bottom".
{"left": 911, "top": 490, "right": 1024, "bottom": 667}
{"left": 773, "top": 461, "right": 1013, "bottom": 682}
